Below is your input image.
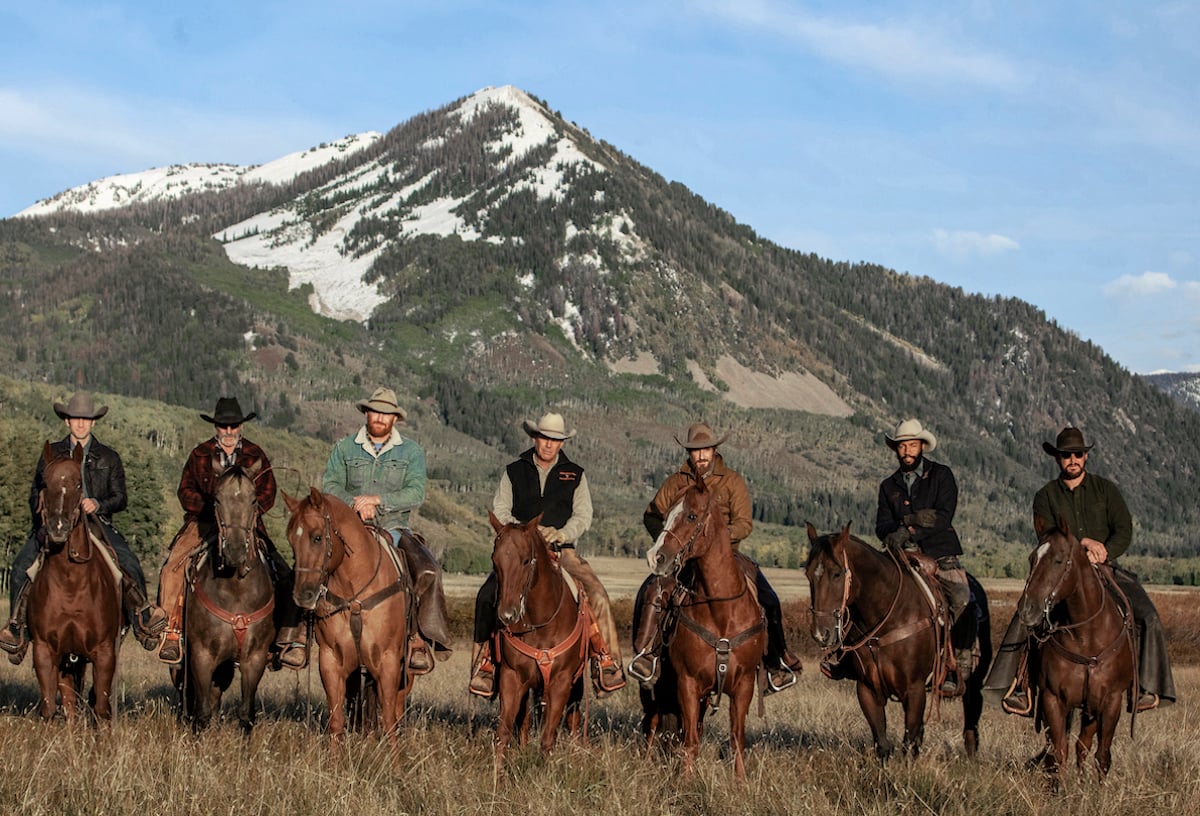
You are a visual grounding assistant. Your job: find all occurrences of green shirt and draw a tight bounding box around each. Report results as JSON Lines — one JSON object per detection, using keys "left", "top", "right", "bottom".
{"left": 1032, "top": 472, "right": 1132, "bottom": 561}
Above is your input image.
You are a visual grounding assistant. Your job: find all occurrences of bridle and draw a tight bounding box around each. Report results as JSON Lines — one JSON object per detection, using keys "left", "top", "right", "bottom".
{"left": 1025, "top": 530, "right": 1107, "bottom": 639}
{"left": 657, "top": 493, "right": 715, "bottom": 577}
{"left": 810, "top": 538, "right": 906, "bottom": 656}
{"left": 495, "top": 528, "right": 567, "bottom": 634}
{"left": 292, "top": 506, "right": 352, "bottom": 600}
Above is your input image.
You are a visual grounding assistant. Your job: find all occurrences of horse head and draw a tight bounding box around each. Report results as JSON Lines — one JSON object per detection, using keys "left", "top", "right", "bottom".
{"left": 40, "top": 441, "right": 85, "bottom": 548}
{"left": 212, "top": 458, "right": 263, "bottom": 576}
{"left": 283, "top": 488, "right": 345, "bottom": 610}
{"left": 805, "top": 522, "right": 855, "bottom": 650}
{"left": 645, "top": 481, "right": 718, "bottom": 577}
{"left": 488, "top": 511, "right": 550, "bottom": 628}
{"left": 1018, "top": 515, "right": 1081, "bottom": 632}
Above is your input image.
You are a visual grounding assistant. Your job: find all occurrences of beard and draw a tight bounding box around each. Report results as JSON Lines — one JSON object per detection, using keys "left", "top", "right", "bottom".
{"left": 898, "top": 454, "right": 923, "bottom": 473}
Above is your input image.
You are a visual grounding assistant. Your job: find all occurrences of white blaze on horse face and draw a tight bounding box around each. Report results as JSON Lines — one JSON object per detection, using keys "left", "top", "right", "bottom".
{"left": 1033, "top": 540, "right": 1050, "bottom": 567}
{"left": 646, "top": 502, "right": 684, "bottom": 571}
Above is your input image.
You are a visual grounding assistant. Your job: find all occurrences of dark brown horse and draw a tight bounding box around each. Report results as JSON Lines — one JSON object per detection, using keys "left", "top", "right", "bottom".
{"left": 28, "top": 442, "right": 123, "bottom": 723}
{"left": 177, "top": 460, "right": 276, "bottom": 732}
{"left": 487, "top": 511, "right": 587, "bottom": 766}
{"left": 805, "top": 523, "right": 990, "bottom": 759}
{"left": 283, "top": 488, "right": 412, "bottom": 754}
{"left": 1017, "top": 517, "right": 1135, "bottom": 782}
{"left": 641, "top": 479, "right": 766, "bottom": 779}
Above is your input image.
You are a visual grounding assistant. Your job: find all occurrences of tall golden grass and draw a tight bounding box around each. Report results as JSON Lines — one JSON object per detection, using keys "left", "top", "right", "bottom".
{"left": 0, "top": 576, "right": 1195, "bottom": 815}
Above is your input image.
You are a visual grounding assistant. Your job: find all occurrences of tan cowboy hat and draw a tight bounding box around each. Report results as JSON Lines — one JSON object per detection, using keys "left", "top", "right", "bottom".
{"left": 522, "top": 412, "right": 576, "bottom": 440}
{"left": 1042, "top": 427, "right": 1093, "bottom": 457}
{"left": 885, "top": 418, "right": 937, "bottom": 452}
{"left": 675, "top": 422, "right": 729, "bottom": 450}
{"left": 356, "top": 387, "right": 407, "bottom": 419}
{"left": 53, "top": 392, "right": 108, "bottom": 420}
{"left": 201, "top": 397, "right": 257, "bottom": 426}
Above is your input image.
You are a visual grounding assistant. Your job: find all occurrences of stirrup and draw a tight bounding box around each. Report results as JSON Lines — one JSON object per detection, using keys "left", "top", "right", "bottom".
{"left": 766, "top": 663, "right": 799, "bottom": 694}
{"left": 407, "top": 638, "right": 433, "bottom": 675}
{"left": 157, "top": 630, "right": 183, "bottom": 665}
{"left": 627, "top": 650, "right": 658, "bottom": 684}
{"left": 1001, "top": 687, "right": 1034, "bottom": 717}
{"left": 592, "top": 655, "right": 627, "bottom": 696}
{"left": 1135, "top": 691, "right": 1160, "bottom": 713}
{"left": 468, "top": 661, "right": 495, "bottom": 699}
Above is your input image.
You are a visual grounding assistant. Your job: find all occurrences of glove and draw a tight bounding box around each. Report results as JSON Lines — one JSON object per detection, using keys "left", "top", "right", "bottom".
{"left": 538, "top": 526, "right": 566, "bottom": 545}
{"left": 883, "top": 528, "right": 911, "bottom": 551}
{"left": 914, "top": 508, "right": 938, "bottom": 528}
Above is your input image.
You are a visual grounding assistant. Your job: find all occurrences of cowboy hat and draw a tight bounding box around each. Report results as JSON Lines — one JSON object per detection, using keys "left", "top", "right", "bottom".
{"left": 53, "top": 392, "right": 108, "bottom": 420}
{"left": 1042, "top": 427, "right": 1093, "bottom": 457}
{"left": 201, "top": 397, "right": 257, "bottom": 426}
{"left": 356, "top": 387, "right": 407, "bottom": 419}
{"left": 885, "top": 418, "right": 937, "bottom": 452}
{"left": 522, "top": 412, "right": 576, "bottom": 440}
{"left": 675, "top": 422, "right": 729, "bottom": 450}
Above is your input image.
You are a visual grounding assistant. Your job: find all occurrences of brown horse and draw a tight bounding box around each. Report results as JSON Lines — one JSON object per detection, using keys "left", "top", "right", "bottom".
{"left": 1016, "top": 517, "right": 1135, "bottom": 782}
{"left": 487, "top": 512, "right": 587, "bottom": 766}
{"left": 177, "top": 460, "right": 276, "bottom": 732}
{"left": 283, "top": 488, "right": 412, "bottom": 753}
{"left": 641, "top": 479, "right": 766, "bottom": 779}
{"left": 28, "top": 442, "right": 123, "bottom": 723}
{"left": 805, "top": 523, "right": 991, "bottom": 759}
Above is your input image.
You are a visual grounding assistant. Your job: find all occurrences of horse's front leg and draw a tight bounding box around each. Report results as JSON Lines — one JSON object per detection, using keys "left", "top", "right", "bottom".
{"left": 1039, "top": 692, "right": 1069, "bottom": 786}
{"left": 375, "top": 652, "right": 403, "bottom": 756}
{"left": 1093, "top": 691, "right": 1124, "bottom": 779}
{"left": 538, "top": 673, "right": 573, "bottom": 756}
{"left": 318, "top": 645, "right": 349, "bottom": 760}
{"left": 494, "top": 669, "right": 526, "bottom": 767}
{"left": 32, "top": 642, "right": 61, "bottom": 721}
{"left": 676, "top": 674, "right": 705, "bottom": 776}
{"left": 189, "top": 647, "right": 221, "bottom": 731}
{"left": 727, "top": 674, "right": 755, "bottom": 780}
{"left": 900, "top": 680, "right": 927, "bottom": 758}
{"left": 855, "top": 680, "right": 892, "bottom": 759}
{"left": 238, "top": 648, "right": 271, "bottom": 735}
{"left": 1075, "top": 709, "right": 1098, "bottom": 772}
{"left": 90, "top": 641, "right": 118, "bottom": 722}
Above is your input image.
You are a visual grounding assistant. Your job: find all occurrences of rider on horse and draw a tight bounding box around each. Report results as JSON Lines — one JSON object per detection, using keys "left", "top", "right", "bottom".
{"left": 1, "top": 392, "right": 168, "bottom": 662}
{"left": 871, "top": 418, "right": 973, "bottom": 694}
{"left": 985, "top": 426, "right": 1176, "bottom": 715}
{"left": 470, "top": 412, "right": 627, "bottom": 698}
{"left": 629, "top": 422, "right": 802, "bottom": 693}
{"left": 322, "top": 387, "right": 453, "bottom": 673}
{"left": 156, "top": 397, "right": 308, "bottom": 667}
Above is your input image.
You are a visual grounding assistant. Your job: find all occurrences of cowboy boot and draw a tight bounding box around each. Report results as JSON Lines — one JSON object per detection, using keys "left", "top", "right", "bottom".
{"left": 408, "top": 634, "right": 433, "bottom": 675}
{"left": 1001, "top": 652, "right": 1034, "bottom": 717}
{"left": 941, "top": 647, "right": 974, "bottom": 697}
{"left": 628, "top": 579, "right": 667, "bottom": 684}
{"left": 157, "top": 592, "right": 186, "bottom": 665}
{"left": 583, "top": 605, "right": 626, "bottom": 696}
{"left": 275, "top": 624, "right": 309, "bottom": 670}
{"left": 123, "top": 576, "right": 169, "bottom": 650}
{"left": 0, "top": 581, "right": 31, "bottom": 665}
{"left": 468, "top": 640, "right": 496, "bottom": 698}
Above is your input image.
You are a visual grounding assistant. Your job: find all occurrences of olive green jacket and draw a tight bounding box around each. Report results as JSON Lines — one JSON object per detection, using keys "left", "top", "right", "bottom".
{"left": 1032, "top": 472, "right": 1132, "bottom": 560}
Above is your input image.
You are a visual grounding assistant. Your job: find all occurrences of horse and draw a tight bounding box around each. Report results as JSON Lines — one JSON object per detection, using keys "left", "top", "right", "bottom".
{"left": 282, "top": 488, "right": 413, "bottom": 754}
{"left": 176, "top": 459, "right": 276, "bottom": 733}
{"left": 805, "top": 523, "right": 991, "bottom": 759}
{"left": 27, "top": 442, "right": 124, "bottom": 723}
{"left": 487, "top": 511, "right": 587, "bottom": 766}
{"left": 641, "top": 478, "right": 766, "bottom": 779}
{"left": 1016, "top": 516, "right": 1135, "bottom": 782}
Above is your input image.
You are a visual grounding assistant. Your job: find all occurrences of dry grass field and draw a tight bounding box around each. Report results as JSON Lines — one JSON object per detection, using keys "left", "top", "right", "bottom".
{"left": 1, "top": 562, "right": 1196, "bottom": 815}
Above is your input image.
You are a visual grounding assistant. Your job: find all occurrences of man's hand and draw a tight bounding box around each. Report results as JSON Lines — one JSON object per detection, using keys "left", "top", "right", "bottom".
{"left": 1080, "top": 536, "right": 1108, "bottom": 565}
{"left": 913, "top": 508, "right": 938, "bottom": 528}
{"left": 538, "top": 525, "right": 565, "bottom": 545}
{"left": 883, "top": 528, "right": 911, "bottom": 552}
{"left": 81, "top": 498, "right": 99, "bottom": 515}
{"left": 351, "top": 495, "right": 383, "bottom": 521}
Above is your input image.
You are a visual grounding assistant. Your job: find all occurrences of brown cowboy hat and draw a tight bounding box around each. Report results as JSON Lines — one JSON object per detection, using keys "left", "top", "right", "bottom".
{"left": 1042, "top": 426, "right": 1093, "bottom": 457}
{"left": 675, "top": 422, "right": 729, "bottom": 450}
{"left": 885, "top": 418, "right": 937, "bottom": 452}
{"left": 201, "top": 397, "right": 257, "bottom": 426}
{"left": 53, "top": 392, "right": 109, "bottom": 420}
{"left": 356, "top": 387, "right": 407, "bottom": 419}
{"left": 522, "top": 412, "right": 575, "bottom": 440}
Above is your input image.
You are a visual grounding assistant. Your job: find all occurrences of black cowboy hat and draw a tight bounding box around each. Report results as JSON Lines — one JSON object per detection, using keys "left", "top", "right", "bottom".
{"left": 53, "top": 391, "right": 109, "bottom": 420}
{"left": 201, "top": 397, "right": 257, "bottom": 426}
{"left": 1042, "top": 426, "right": 1093, "bottom": 457}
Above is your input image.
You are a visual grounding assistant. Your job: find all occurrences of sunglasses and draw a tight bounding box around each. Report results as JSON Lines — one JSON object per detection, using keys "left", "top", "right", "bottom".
{"left": 215, "top": 423, "right": 241, "bottom": 430}
{"left": 1058, "top": 451, "right": 1086, "bottom": 460}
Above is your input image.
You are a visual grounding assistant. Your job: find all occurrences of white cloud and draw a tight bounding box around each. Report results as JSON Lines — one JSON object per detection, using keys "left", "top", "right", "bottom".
{"left": 697, "top": 0, "right": 1024, "bottom": 90}
{"left": 1101, "top": 271, "right": 1177, "bottom": 298}
{"left": 931, "top": 229, "right": 1019, "bottom": 259}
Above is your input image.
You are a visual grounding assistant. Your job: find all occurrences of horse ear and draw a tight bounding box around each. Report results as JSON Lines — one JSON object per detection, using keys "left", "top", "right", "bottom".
{"left": 43, "top": 441, "right": 55, "bottom": 464}
{"left": 1057, "top": 513, "right": 1071, "bottom": 539}
{"left": 72, "top": 443, "right": 84, "bottom": 463}
{"left": 210, "top": 452, "right": 226, "bottom": 477}
{"left": 243, "top": 458, "right": 263, "bottom": 480}
{"left": 806, "top": 522, "right": 818, "bottom": 543}
{"left": 1033, "top": 513, "right": 1050, "bottom": 537}
{"left": 282, "top": 491, "right": 299, "bottom": 514}
{"left": 841, "top": 521, "right": 853, "bottom": 537}
{"left": 488, "top": 510, "right": 503, "bottom": 534}
{"left": 308, "top": 486, "right": 323, "bottom": 509}
{"left": 524, "top": 512, "right": 544, "bottom": 533}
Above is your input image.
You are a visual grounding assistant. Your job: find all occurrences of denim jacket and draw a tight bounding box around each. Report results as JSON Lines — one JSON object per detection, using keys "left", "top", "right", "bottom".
{"left": 322, "top": 426, "right": 426, "bottom": 531}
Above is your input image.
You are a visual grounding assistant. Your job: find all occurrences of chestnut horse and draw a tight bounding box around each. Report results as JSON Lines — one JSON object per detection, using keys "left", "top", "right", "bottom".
{"left": 28, "top": 442, "right": 123, "bottom": 722}
{"left": 1016, "top": 517, "right": 1135, "bottom": 782}
{"left": 642, "top": 479, "right": 766, "bottom": 779}
{"left": 487, "top": 512, "right": 587, "bottom": 766}
{"left": 283, "top": 488, "right": 412, "bottom": 753}
{"left": 177, "top": 460, "right": 276, "bottom": 732}
{"left": 805, "top": 523, "right": 991, "bottom": 759}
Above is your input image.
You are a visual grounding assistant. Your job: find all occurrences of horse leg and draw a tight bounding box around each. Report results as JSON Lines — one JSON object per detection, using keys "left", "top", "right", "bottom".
{"left": 900, "top": 682, "right": 927, "bottom": 758}
{"left": 32, "top": 643, "right": 61, "bottom": 720}
{"left": 538, "top": 677, "right": 572, "bottom": 756}
{"left": 90, "top": 643, "right": 118, "bottom": 722}
{"left": 1040, "top": 693, "right": 1069, "bottom": 787}
{"left": 856, "top": 681, "right": 893, "bottom": 760}
{"left": 1093, "top": 692, "right": 1123, "bottom": 780}
{"left": 319, "top": 651, "right": 348, "bottom": 760}
{"left": 728, "top": 678, "right": 754, "bottom": 780}
{"left": 494, "top": 672, "right": 524, "bottom": 767}
{"left": 190, "top": 650, "right": 220, "bottom": 731}
{"left": 238, "top": 652, "right": 270, "bottom": 735}
{"left": 376, "top": 657, "right": 402, "bottom": 756}
{"left": 676, "top": 676, "right": 704, "bottom": 776}
{"left": 1075, "top": 709, "right": 1098, "bottom": 772}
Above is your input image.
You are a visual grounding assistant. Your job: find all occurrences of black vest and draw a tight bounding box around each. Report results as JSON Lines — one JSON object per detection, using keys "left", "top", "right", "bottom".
{"left": 507, "top": 449, "right": 583, "bottom": 529}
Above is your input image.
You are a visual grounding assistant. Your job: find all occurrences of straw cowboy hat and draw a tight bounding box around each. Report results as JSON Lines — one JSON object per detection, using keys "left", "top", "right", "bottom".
{"left": 356, "top": 387, "right": 407, "bottom": 420}
{"left": 675, "top": 422, "right": 729, "bottom": 450}
{"left": 522, "top": 412, "right": 576, "bottom": 440}
{"left": 53, "top": 392, "right": 109, "bottom": 420}
{"left": 200, "top": 397, "right": 257, "bottom": 426}
{"left": 1042, "top": 426, "right": 1093, "bottom": 457}
{"left": 885, "top": 418, "right": 937, "bottom": 452}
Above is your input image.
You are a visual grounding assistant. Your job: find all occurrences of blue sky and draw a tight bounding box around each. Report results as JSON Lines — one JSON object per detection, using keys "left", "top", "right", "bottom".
{"left": 2, "top": 1, "right": 1197, "bottom": 373}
